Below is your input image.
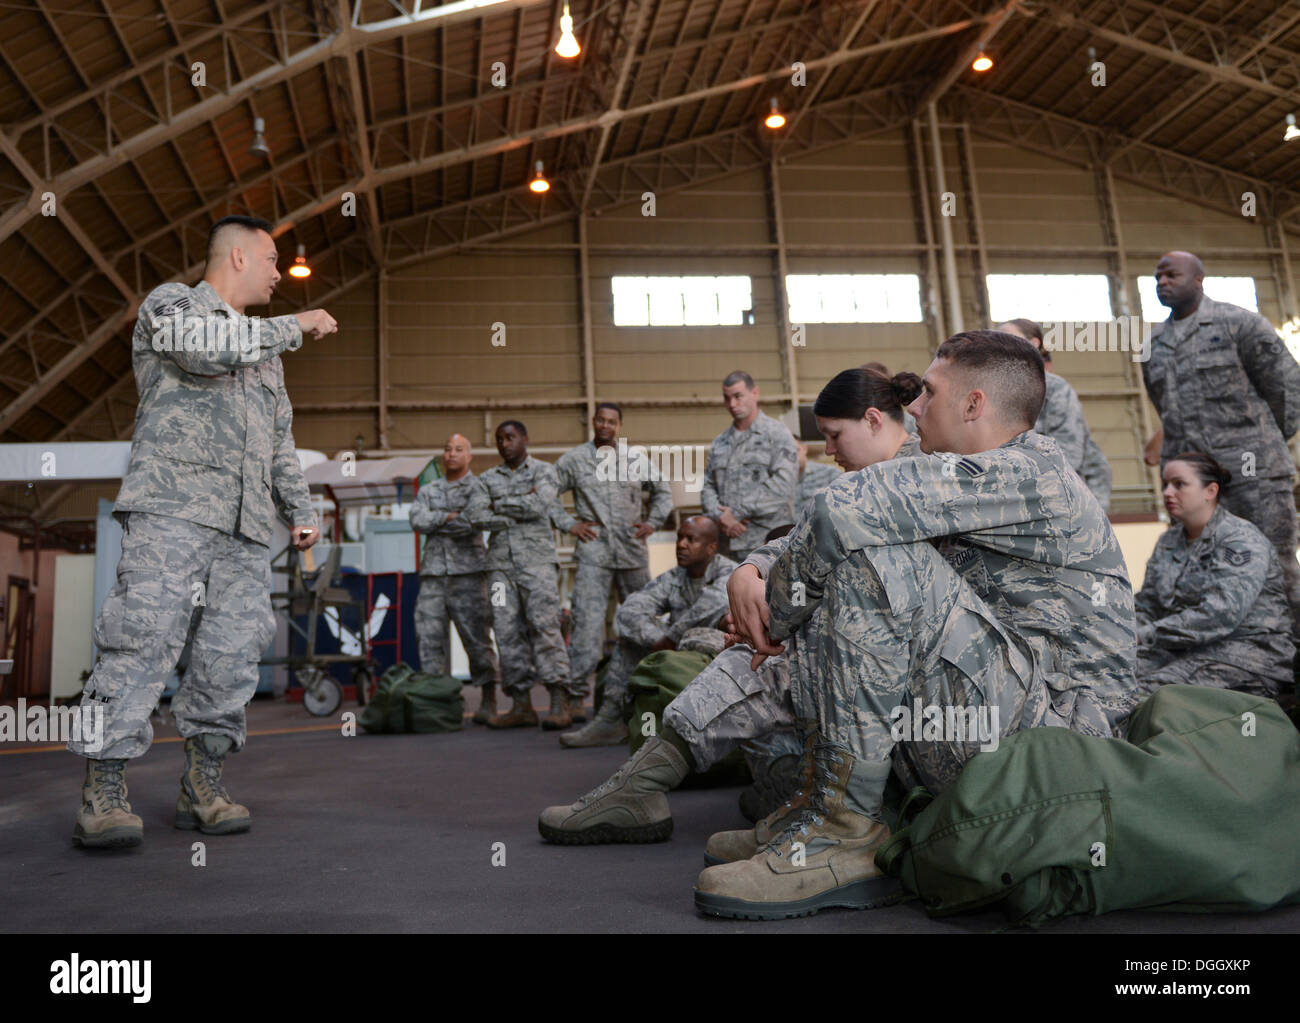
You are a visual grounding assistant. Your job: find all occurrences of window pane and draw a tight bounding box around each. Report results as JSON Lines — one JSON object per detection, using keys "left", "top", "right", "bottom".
{"left": 611, "top": 276, "right": 752, "bottom": 326}
{"left": 784, "top": 274, "right": 923, "bottom": 323}
{"left": 1136, "top": 276, "right": 1258, "bottom": 320}
{"left": 986, "top": 274, "right": 1113, "bottom": 323}
{"left": 612, "top": 277, "right": 650, "bottom": 326}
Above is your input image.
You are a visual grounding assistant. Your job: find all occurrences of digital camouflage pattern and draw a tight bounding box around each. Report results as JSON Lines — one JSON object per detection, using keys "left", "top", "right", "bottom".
{"left": 1135, "top": 505, "right": 1293, "bottom": 697}
{"left": 1036, "top": 372, "right": 1111, "bottom": 509}
{"left": 796, "top": 460, "right": 841, "bottom": 518}
{"left": 764, "top": 432, "right": 1140, "bottom": 812}
{"left": 114, "top": 280, "right": 316, "bottom": 548}
{"left": 1079, "top": 433, "right": 1113, "bottom": 511}
{"left": 467, "top": 457, "right": 569, "bottom": 697}
{"left": 700, "top": 411, "right": 798, "bottom": 560}
{"left": 69, "top": 513, "right": 277, "bottom": 760}
{"left": 552, "top": 440, "right": 673, "bottom": 697}
{"left": 409, "top": 472, "right": 489, "bottom": 576}
{"left": 600, "top": 554, "right": 738, "bottom": 706}
{"left": 1142, "top": 295, "right": 1300, "bottom": 635}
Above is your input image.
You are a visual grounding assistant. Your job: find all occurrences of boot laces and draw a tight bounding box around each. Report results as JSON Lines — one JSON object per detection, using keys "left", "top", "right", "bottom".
{"left": 573, "top": 741, "right": 646, "bottom": 805}
{"left": 766, "top": 743, "right": 843, "bottom": 856}
{"left": 90, "top": 760, "right": 129, "bottom": 811}
{"left": 190, "top": 744, "right": 232, "bottom": 803}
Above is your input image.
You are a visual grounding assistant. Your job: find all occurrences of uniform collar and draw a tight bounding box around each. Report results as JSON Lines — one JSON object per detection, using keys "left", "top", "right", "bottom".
{"left": 194, "top": 280, "right": 242, "bottom": 318}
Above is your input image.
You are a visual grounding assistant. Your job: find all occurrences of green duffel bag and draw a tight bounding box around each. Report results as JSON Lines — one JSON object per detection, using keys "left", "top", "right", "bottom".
{"left": 401, "top": 672, "right": 464, "bottom": 733}
{"left": 359, "top": 662, "right": 415, "bottom": 734}
{"left": 626, "top": 649, "right": 751, "bottom": 788}
{"left": 875, "top": 685, "right": 1300, "bottom": 925}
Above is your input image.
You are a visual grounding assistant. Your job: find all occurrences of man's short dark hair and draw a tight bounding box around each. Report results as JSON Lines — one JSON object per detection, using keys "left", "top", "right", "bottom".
{"left": 207, "top": 214, "right": 274, "bottom": 265}
{"left": 722, "top": 370, "right": 755, "bottom": 390}
{"left": 496, "top": 419, "right": 527, "bottom": 437}
{"left": 594, "top": 402, "right": 622, "bottom": 421}
{"left": 934, "top": 329, "right": 1046, "bottom": 428}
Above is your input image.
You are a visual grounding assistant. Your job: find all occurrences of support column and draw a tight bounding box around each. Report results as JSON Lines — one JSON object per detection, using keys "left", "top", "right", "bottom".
{"left": 927, "top": 102, "right": 963, "bottom": 335}
{"left": 908, "top": 118, "right": 945, "bottom": 348}
{"left": 957, "top": 122, "right": 990, "bottom": 328}
{"left": 377, "top": 269, "right": 389, "bottom": 452}
{"left": 765, "top": 155, "right": 799, "bottom": 410}
{"left": 1270, "top": 215, "right": 1298, "bottom": 321}
{"left": 577, "top": 214, "right": 597, "bottom": 425}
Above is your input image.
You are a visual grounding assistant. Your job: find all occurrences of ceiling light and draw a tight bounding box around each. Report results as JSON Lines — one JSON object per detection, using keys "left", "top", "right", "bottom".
{"left": 288, "top": 244, "right": 311, "bottom": 279}
{"left": 1286, "top": 114, "right": 1300, "bottom": 142}
{"left": 250, "top": 117, "right": 270, "bottom": 158}
{"left": 555, "top": 3, "right": 581, "bottom": 59}
{"left": 764, "top": 98, "right": 786, "bottom": 130}
{"left": 972, "top": 52, "right": 993, "bottom": 72}
{"left": 529, "top": 160, "right": 550, "bottom": 194}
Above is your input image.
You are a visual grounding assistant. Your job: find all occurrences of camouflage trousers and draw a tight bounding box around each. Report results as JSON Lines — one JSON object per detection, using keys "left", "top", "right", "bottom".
{"left": 1221, "top": 476, "right": 1300, "bottom": 643}
{"left": 1137, "top": 647, "right": 1285, "bottom": 699}
{"left": 599, "top": 638, "right": 651, "bottom": 709}
{"left": 414, "top": 573, "right": 500, "bottom": 688}
{"left": 68, "top": 512, "right": 276, "bottom": 761}
{"left": 662, "top": 643, "right": 805, "bottom": 774}
{"left": 567, "top": 561, "right": 649, "bottom": 698}
{"left": 784, "top": 542, "right": 1041, "bottom": 818}
{"left": 489, "top": 563, "right": 571, "bottom": 698}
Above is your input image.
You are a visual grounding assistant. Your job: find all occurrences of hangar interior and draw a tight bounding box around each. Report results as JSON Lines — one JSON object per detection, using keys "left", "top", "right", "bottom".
{"left": 1, "top": 0, "right": 1298, "bottom": 933}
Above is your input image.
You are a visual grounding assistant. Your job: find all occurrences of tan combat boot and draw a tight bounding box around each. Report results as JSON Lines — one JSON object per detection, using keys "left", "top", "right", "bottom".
{"left": 704, "top": 734, "right": 817, "bottom": 865}
{"left": 472, "top": 682, "right": 498, "bottom": 725}
{"left": 541, "top": 687, "right": 573, "bottom": 731}
{"left": 486, "top": 693, "right": 539, "bottom": 728}
{"left": 175, "top": 734, "right": 252, "bottom": 835}
{"left": 557, "top": 698, "right": 627, "bottom": 748}
{"left": 694, "top": 742, "right": 900, "bottom": 920}
{"left": 72, "top": 758, "right": 144, "bottom": 849}
{"left": 568, "top": 692, "right": 588, "bottom": 723}
{"left": 538, "top": 736, "right": 689, "bottom": 843}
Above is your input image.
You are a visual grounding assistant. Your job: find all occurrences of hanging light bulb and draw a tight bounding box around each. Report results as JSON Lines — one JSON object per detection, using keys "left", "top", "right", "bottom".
{"left": 555, "top": 3, "right": 581, "bottom": 59}
{"left": 764, "top": 98, "right": 786, "bottom": 130}
{"left": 1285, "top": 113, "right": 1300, "bottom": 142}
{"left": 288, "top": 243, "right": 311, "bottom": 279}
{"left": 250, "top": 116, "right": 270, "bottom": 158}
{"left": 971, "top": 52, "right": 994, "bottom": 72}
{"left": 529, "top": 160, "right": 550, "bottom": 193}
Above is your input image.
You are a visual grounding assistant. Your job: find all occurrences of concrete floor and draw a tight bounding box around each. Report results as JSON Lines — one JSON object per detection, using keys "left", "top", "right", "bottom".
{"left": 2, "top": 693, "right": 1297, "bottom": 934}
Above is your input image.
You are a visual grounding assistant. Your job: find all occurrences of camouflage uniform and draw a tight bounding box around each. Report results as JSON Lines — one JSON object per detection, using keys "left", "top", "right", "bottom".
{"left": 1142, "top": 296, "right": 1300, "bottom": 638}
{"left": 766, "top": 432, "right": 1140, "bottom": 817}
{"left": 796, "top": 460, "right": 840, "bottom": 518}
{"left": 409, "top": 472, "right": 501, "bottom": 688}
{"left": 700, "top": 412, "right": 798, "bottom": 562}
{"left": 1038, "top": 371, "right": 1111, "bottom": 509}
{"left": 663, "top": 437, "right": 923, "bottom": 774}
{"left": 466, "top": 457, "right": 569, "bottom": 698}
{"left": 68, "top": 280, "right": 313, "bottom": 760}
{"left": 1135, "top": 505, "right": 1294, "bottom": 697}
{"left": 601, "top": 554, "right": 737, "bottom": 711}
{"left": 552, "top": 441, "right": 674, "bottom": 699}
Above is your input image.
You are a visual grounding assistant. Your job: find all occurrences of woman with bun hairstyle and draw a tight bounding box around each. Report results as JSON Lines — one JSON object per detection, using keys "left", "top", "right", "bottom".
{"left": 1135, "top": 452, "right": 1294, "bottom": 697}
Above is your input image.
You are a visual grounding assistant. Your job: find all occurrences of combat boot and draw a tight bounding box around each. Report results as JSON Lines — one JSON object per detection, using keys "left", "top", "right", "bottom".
{"left": 558, "top": 698, "right": 627, "bottom": 748}
{"left": 738, "top": 752, "right": 803, "bottom": 823}
{"left": 472, "top": 682, "right": 498, "bottom": 725}
{"left": 541, "top": 687, "right": 572, "bottom": 731}
{"left": 704, "top": 735, "right": 817, "bottom": 865}
{"left": 486, "top": 693, "right": 538, "bottom": 728}
{"left": 568, "top": 692, "right": 588, "bottom": 723}
{"left": 175, "top": 734, "right": 251, "bottom": 835}
{"left": 694, "top": 742, "right": 900, "bottom": 920}
{"left": 72, "top": 758, "right": 144, "bottom": 849}
{"left": 538, "top": 736, "right": 689, "bottom": 843}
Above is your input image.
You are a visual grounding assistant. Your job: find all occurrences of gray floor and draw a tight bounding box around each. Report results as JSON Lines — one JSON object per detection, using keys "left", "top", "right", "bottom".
{"left": 3, "top": 695, "right": 1298, "bottom": 934}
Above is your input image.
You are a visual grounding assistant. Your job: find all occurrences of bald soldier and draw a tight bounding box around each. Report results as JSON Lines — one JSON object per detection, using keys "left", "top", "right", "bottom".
{"left": 1142, "top": 251, "right": 1300, "bottom": 651}
{"left": 409, "top": 434, "right": 502, "bottom": 722}
{"left": 558, "top": 516, "right": 737, "bottom": 747}
{"left": 697, "top": 331, "right": 1140, "bottom": 920}
{"left": 67, "top": 214, "right": 338, "bottom": 849}
{"left": 700, "top": 371, "right": 799, "bottom": 561}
